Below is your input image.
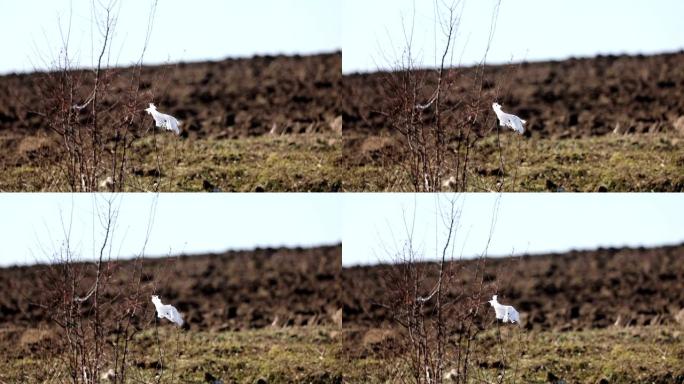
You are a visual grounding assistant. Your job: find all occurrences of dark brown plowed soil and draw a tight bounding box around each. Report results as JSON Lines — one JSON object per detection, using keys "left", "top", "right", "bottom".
{"left": 343, "top": 52, "right": 684, "bottom": 139}
{"left": 0, "top": 245, "right": 340, "bottom": 331}
{"left": 343, "top": 244, "right": 684, "bottom": 331}
{"left": 0, "top": 52, "right": 341, "bottom": 141}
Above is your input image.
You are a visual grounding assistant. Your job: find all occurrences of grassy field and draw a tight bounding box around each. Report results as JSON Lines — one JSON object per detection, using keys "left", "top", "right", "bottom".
{"left": 344, "top": 133, "right": 684, "bottom": 192}
{"left": 1, "top": 133, "right": 342, "bottom": 192}
{"left": 4, "top": 132, "right": 681, "bottom": 192}
{"left": 344, "top": 326, "right": 684, "bottom": 383}
{"left": 1, "top": 326, "right": 342, "bottom": 383}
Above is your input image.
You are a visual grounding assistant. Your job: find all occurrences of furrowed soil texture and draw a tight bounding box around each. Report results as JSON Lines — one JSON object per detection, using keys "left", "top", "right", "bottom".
{"left": 343, "top": 52, "right": 684, "bottom": 191}
{"left": 0, "top": 52, "right": 342, "bottom": 192}
{"left": 0, "top": 245, "right": 343, "bottom": 383}
{"left": 342, "top": 244, "right": 684, "bottom": 383}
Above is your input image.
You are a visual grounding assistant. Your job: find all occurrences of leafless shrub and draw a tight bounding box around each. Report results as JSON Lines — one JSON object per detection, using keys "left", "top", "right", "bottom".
{"left": 35, "top": 0, "right": 169, "bottom": 192}
{"left": 35, "top": 195, "right": 183, "bottom": 383}
{"left": 380, "top": 196, "right": 521, "bottom": 383}
{"left": 380, "top": 0, "right": 514, "bottom": 192}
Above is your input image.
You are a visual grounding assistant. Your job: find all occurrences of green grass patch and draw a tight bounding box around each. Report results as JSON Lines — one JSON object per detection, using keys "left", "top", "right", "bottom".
{"left": 0, "top": 134, "right": 343, "bottom": 192}
{"left": 343, "top": 326, "right": 684, "bottom": 383}
{"left": 0, "top": 326, "right": 342, "bottom": 383}
{"left": 345, "top": 134, "right": 684, "bottom": 192}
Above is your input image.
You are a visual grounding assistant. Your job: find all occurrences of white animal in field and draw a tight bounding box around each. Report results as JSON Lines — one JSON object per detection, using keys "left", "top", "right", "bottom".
{"left": 145, "top": 103, "right": 181, "bottom": 135}
{"left": 151, "top": 295, "right": 184, "bottom": 326}
{"left": 492, "top": 102, "right": 526, "bottom": 135}
{"left": 488, "top": 295, "right": 520, "bottom": 324}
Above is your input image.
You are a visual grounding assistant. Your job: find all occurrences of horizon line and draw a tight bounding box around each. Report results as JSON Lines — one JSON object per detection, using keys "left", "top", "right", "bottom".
{"left": 342, "top": 48, "right": 684, "bottom": 76}
{"left": 2, "top": 241, "right": 343, "bottom": 269}
{"left": 0, "top": 49, "right": 342, "bottom": 77}
{"left": 342, "top": 241, "right": 684, "bottom": 268}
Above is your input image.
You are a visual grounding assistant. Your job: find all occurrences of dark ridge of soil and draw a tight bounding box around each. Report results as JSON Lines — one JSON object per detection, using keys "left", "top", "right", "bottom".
{"left": 343, "top": 51, "right": 684, "bottom": 139}
{"left": 0, "top": 52, "right": 341, "bottom": 140}
{"left": 343, "top": 244, "right": 684, "bottom": 331}
{"left": 0, "top": 245, "right": 341, "bottom": 331}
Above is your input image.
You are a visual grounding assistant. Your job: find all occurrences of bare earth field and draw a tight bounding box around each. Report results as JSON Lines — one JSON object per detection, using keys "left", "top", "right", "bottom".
{"left": 0, "top": 52, "right": 343, "bottom": 192}
{"left": 342, "top": 245, "right": 684, "bottom": 382}
{"left": 343, "top": 52, "right": 684, "bottom": 191}
{"left": 0, "top": 245, "right": 343, "bottom": 383}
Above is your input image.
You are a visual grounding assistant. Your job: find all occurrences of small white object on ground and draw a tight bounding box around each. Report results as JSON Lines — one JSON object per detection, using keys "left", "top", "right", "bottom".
{"left": 101, "top": 368, "right": 116, "bottom": 381}
{"left": 151, "top": 295, "right": 184, "bottom": 326}
{"left": 145, "top": 103, "right": 181, "bottom": 135}
{"left": 442, "top": 175, "right": 457, "bottom": 190}
{"left": 99, "top": 176, "right": 114, "bottom": 190}
{"left": 488, "top": 295, "right": 520, "bottom": 324}
{"left": 492, "top": 102, "right": 526, "bottom": 134}
{"left": 443, "top": 368, "right": 458, "bottom": 382}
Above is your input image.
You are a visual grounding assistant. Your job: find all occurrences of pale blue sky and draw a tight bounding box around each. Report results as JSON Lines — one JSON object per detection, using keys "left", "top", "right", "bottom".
{"left": 1, "top": 193, "right": 682, "bottom": 268}
{"left": 0, "top": 0, "right": 341, "bottom": 74}
{"left": 343, "top": 194, "right": 684, "bottom": 266}
{"left": 0, "top": 193, "right": 341, "bottom": 267}
{"left": 343, "top": 0, "right": 684, "bottom": 74}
